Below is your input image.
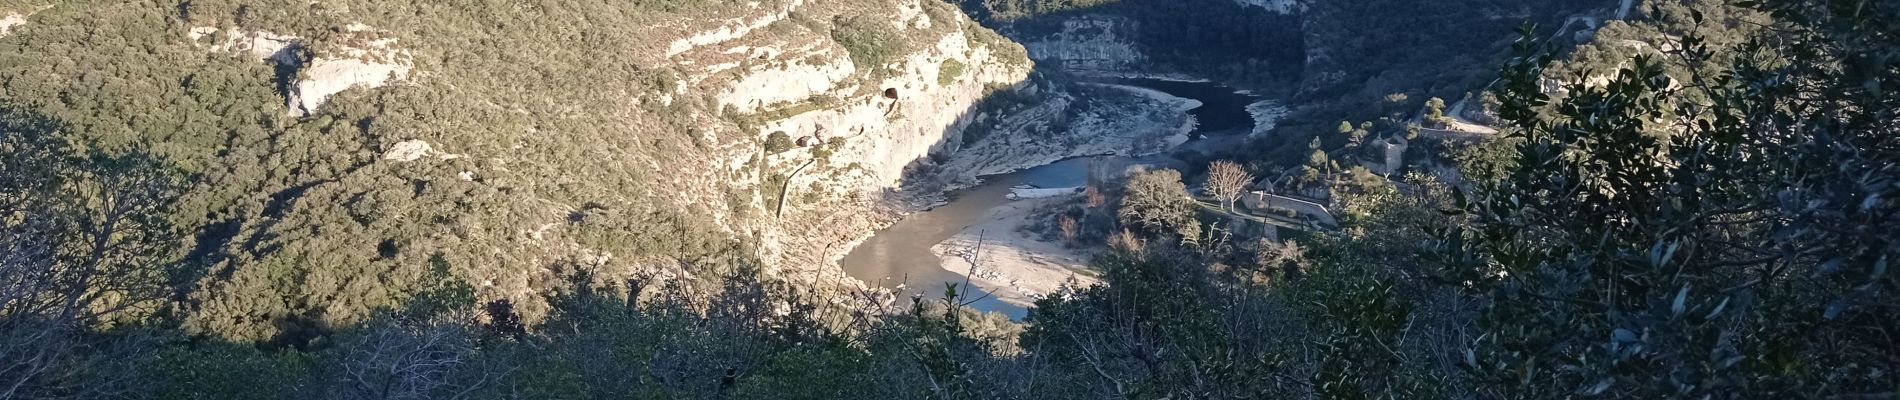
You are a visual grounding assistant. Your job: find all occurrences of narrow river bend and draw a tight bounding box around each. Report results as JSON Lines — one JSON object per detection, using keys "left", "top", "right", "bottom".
{"left": 840, "top": 78, "right": 1270, "bottom": 319}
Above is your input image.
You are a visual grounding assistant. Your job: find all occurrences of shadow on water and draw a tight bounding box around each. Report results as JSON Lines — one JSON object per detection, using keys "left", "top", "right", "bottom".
{"left": 839, "top": 77, "right": 1268, "bottom": 320}
{"left": 830, "top": 0, "right": 1299, "bottom": 320}
{"left": 1084, "top": 77, "right": 1263, "bottom": 136}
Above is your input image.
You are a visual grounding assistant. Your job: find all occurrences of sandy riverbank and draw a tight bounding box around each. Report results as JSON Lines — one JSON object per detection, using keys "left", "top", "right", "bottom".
{"left": 929, "top": 196, "right": 1101, "bottom": 307}
{"left": 940, "top": 83, "right": 1199, "bottom": 184}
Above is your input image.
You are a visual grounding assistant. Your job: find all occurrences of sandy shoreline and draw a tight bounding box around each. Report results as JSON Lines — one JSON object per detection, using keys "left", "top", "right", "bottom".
{"left": 929, "top": 196, "right": 1100, "bottom": 307}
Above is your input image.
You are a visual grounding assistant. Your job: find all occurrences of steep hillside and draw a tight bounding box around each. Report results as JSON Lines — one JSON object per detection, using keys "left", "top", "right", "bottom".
{"left": 957, "top": 0, "right": 1306, "bottom": 88}
{"left": 954, "top": 0, "right": 1617, "bottom": 169}
{"left": 5, "top": 0, "right": 1897, "bottom": 398}
{"left": 0, "top": 0, "right": 1173, "bottom": 342}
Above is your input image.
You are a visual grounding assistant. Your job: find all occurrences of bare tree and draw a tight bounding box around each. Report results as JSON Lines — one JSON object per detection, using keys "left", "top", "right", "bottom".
{"left": 0, "top": 120, "right": 182, "bottom": 399}
{"left": 1057, "top": 216, "right": 1079, "bottom": 245}
{"left": 1107, "top": 228, "right": 1144, "bottom": 256}
{"left": 331, "top": 315, "right": 503, "bottom": 400}
{"left": 1084, "top": 185, "right": 1106, "bottom": 211}
{"left": 1205, "top": 160, "right": 1253, "bottom": 213}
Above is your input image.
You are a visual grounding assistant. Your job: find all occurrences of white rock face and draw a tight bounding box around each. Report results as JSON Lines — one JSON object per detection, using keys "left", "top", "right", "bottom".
{"left": 702, "top": 4, "right": 1034, "bottom": 188}
{"left": 189, "top": 24, "right": 411, "bottom": 116}
{"left": 1247, "top": 100, "right": 1290, "bottom": 136}
{"left": 718, "top": 49, "right": 857, "bottom": 113}
{"left": 289, "top": 25, "right": 412, "bottom": 116}
{"left": 637, "top": 0, "right": 1193, "bottom": 284}
{"left": 292, "top": 55, "right": 410, "bottom": 115}
{"left": 0, "top": 13, "right": 27, "bottom": 37}
{"left": 755, "top": 46, "right": 1017, "bottom": 186}
{"left": 938, "top": 83, "right": 1198, "bottom": 181}
{"left": 189, "top": 26, "right": 300, "bottom": 64}
{"left": 1233, "top": 0, "right": 1301, "bottom": 13}
{"left": 894, "top": 0, "right": 930, "bottom": 29}
{"left": 666, "top": 0, "right": 806, "bottom": 57}
{"left": 1021, "top": 16, "right": 1145, "bottom": 72}
{"left": 383, "top": 140, "right": 436, "bottom": 162}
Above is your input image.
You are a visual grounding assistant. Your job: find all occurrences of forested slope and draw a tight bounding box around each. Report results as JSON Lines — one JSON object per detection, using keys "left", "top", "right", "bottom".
{"left": 955, "top": 0, "right": 1306, "bottom": 87}
{"left": 951, "top": 0, "right": 1617, "bottom": 170}
{"left": 1255, "top": 0, "right": 1614, "bottom": 167}
{"left": 1, "top": 0, "right": 1896, "bottom": 398}
{"left": 0, "top": 0, "right": 1037, "bottom": 345}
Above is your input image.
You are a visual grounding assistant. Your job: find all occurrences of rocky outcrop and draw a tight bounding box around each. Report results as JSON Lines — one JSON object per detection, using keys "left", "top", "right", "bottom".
{"left": 652, "top": 0, "right": 1201, "bottom": 290}
{"left": 169, "top": 0, "right": 1183, "bottom": 315}
{"left": 666, "top": 0, "right": 807, "bottom": 57}
{"left": 287, "top": 25, "right": 412, "bottom": 116}
{"left": 1234, "top": 0, "right": 1301, "bottom": 14}
{"left": 1020, "top": 16, "right": 1145, "bottom": 72}
{"left": 1247, "top": 100, "right": 1290, "bottom": 136}
{"left": 675, "top": 0, "right": 1032, "bottom": 189}
{"left": 380, "top": 140, "right": 465, "bottom": 162}
{"left": 632, "top": 0, "right": 1051, "bottom": 283}
{"left": 717, "top": 46, "right": 857, "bottom": 113}
{"left": 938, "top": 83, "right": 1196, "bottom": 183}
{"left": 188, "top": 26, "right": 299, "bottom": 63}
{"left": 0, "top": 13, "right": 27, "bottom": 37}
{"left": 190, "top": 24, "right": 412, "bottom": 116}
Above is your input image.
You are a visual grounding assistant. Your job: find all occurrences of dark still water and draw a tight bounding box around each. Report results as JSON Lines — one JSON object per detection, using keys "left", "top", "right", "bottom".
{"left": 1088, "top": 78, "right": 1264, "bottom": 137}
{"left": 839, "top": 79, "right": 1266, "bottom": 320}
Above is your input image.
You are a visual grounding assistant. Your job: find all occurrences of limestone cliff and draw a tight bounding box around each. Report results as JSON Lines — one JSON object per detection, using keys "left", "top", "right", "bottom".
{"left": 0, "top": 0, "right": 1081, "bottom": 339}
{"left": 674, "top": 0, "right": 1188, "bottom": 288}
{"left": 1019, "top": 16, "right": 1147, "bottom": 73}
{"left": 1234, "top": 0, "right": 1301, "bottom": 13}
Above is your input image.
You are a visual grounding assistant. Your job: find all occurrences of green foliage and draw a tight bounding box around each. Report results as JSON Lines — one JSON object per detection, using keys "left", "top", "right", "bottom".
{"left": 1336, "top": 120, "right": 1374, "bottom": 152}
{"left": 764, "top": 131, "right": 795, "bottom": 154}
{"left": 1250, "top": 0, "right": 1596, "bottom": 169}
{"left": 1442, "top": 135, "right": 1517, "bottom": 183}
{"left": 147, "top": 342, "right": 314, "bottom": 399}
{"left": 961, "top": 20, "right": 1031, "bottom": 68}
{"left": 0, "top": 104, "right": 193, "bottom": 398}
{"left": 937, "top": 59, "right": 967, "bottom": 86}
{"left": 957, "top": 0, "right": 1117, "bottom": 21}
{"left": 830, "top": 15, "right": 907, "bottom": 73}
{"left": 731, "top": 340, "right": 869, "bottom": 399}
{"left": 1429, "top": 2, "right": 1900, "bottom": 395}
{"left": 7, "top": 1, "right": 1898, "bottom": 398}
{"left": 1423, "top": 96, "right": 1448, "bottom": 128}
{"left": 1548, "top": 0, "right": 1772, "bottom": 91}
{"left": 1117, "top": 169, "right": 1202, "bottom": 241}
{"left": 0, "top": 0, "right": 762, "bottom": 342}
{"left": 1023, "top": 247, "right": 1305, "bottom": 398}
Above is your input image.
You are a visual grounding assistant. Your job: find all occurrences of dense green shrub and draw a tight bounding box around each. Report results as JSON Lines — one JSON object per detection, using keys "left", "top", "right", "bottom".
{"left": 938, "top": 59, "right": 968, "bottom": 86}
{"left": 831, "top": 15, "right": 907, "bottom": 73}
{"left": 1117, "top": 169, "right": 1201, "bottom": 241}
{"left": 1428, "top": 4, "right": 1900, "bottom": 393}
{"left": 764, "top": 131, "right": 795, "bottom": 154}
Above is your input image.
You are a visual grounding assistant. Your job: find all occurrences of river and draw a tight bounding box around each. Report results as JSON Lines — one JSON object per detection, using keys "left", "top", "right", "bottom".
{"left": 839, "top": 77, "right": 1268, "bottom": 319}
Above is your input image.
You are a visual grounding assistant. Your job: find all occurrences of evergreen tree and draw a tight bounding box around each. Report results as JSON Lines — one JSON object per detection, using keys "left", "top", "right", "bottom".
{"left": 1436, "top": 2, "right": 1900, "bottom": 395}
